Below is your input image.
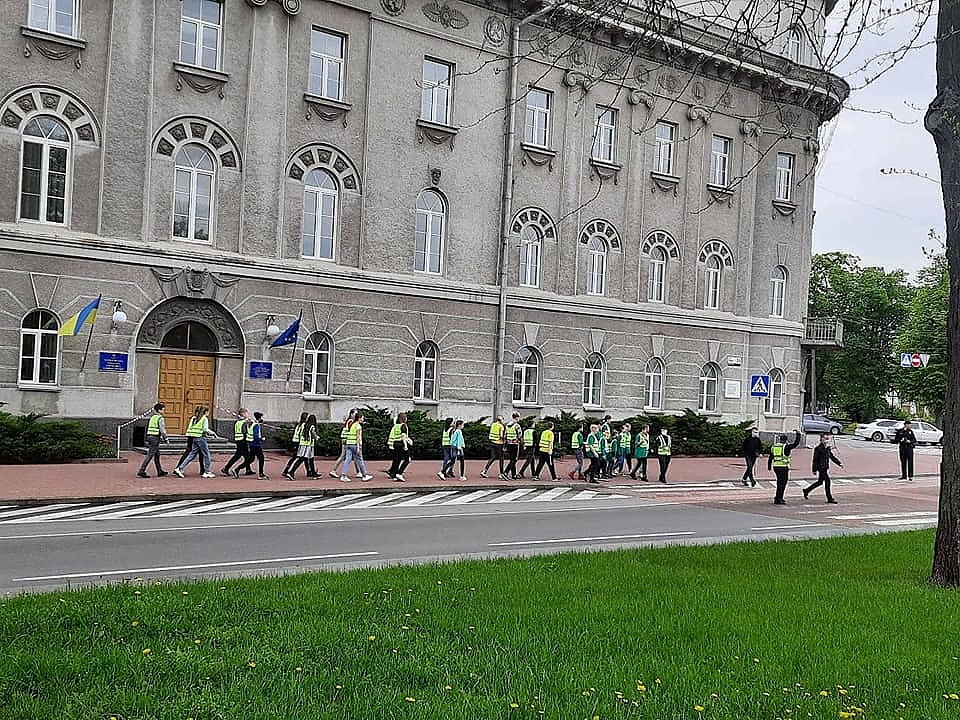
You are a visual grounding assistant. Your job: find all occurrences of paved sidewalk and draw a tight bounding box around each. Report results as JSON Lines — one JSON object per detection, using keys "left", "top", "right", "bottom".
{"left": 0, "top": 440, "right": 940, "bottom": 505}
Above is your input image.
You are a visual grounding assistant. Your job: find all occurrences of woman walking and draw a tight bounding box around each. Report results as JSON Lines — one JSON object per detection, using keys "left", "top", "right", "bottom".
{"left": 282, "top": 412, "right": 308, "bottom": 478}
{"left": 175, "top": 406, "right": 205, "bottom": 474}
{"left": 284, "top": 414, "right": 318, "bottom": 480}
{"left": 438, "top": 417, "right": 454, "bottom": 479}
{"left": 387, "top": 413, "right": 412, "bottom": 482}
{"left": 341, "top": 413, "right": 374, "bottom": 482}
{"left": 328, "top": 409, "right": 357, "bottom": 478}
{"left": 449, "top": 419, "right": 466, "bottom": 481}
{"left": 172, "top": 406, "right": 216, "bottom": 478}
{"left": 240, "top": 411, "right": 268, "bottom": 479}
{"left": 629, "top": 424, "right": 650, "bottom": 481}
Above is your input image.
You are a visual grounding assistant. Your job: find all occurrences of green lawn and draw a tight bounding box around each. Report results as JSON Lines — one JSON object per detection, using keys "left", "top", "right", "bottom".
{"left": 2, "top": 530, "right": 959, "bottom": 719}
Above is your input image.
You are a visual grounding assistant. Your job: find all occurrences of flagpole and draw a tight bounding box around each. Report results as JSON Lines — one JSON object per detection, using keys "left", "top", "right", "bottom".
{"left": 78, "top": 294, "right": 102, "bottom": 374}
{"left": 285, "top": 308, "right": 303, "bottom": 383}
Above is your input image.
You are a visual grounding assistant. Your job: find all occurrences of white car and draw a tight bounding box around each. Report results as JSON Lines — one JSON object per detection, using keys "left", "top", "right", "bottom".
{"left": 889, "top": 420, "right": 944, "bottom": 445}
{"left": 855, "top": 419, "right": 943, "bottom": 444}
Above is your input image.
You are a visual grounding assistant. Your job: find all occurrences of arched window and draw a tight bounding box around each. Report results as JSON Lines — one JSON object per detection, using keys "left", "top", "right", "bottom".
{"left": 303, "top": 332, "right": 332, "bottom": 396}
{"left": 786, "top": 26, "right": 804, "bottom": 63}
{"left": 161, "top": 322, "right": 218, "bottom": 353}
{"left": 769, "top": 266, "right": 787, "bottom": 318}
{"left": 173, "top": 144, "right": 215, "bottom": 243}
{"left": 414, "top": 341, "right": 439, "bottom": 401}
{"left": 512, "top": 346, "right": 541, "bottom": 405}
{"left": 302, "top": 169, "right": 338, "bottom": 260}
{"left": 519, "top": 224, "right": 542, "bottom": 288}
{"left": 19, "top": 310, "right": 59, "bottom": 385}
{"left": 647, "top": 245, "right": 667, "bottom": 302}
{"left": 643, "top": 357, "right": 663, "bottom": 410}
{"left": 586, "top": 236, "right": 608, "bottom": 295}
{"left": 765, "top": 368, "right": 785, "bottom": 415}
{"left": 704, "top": 254, "right": 722, "bottom": 309}
{"left": 582, "top": 352, "right": 604, "bottom": 408}
{"left": 415, "top": 189, "right": 445, "bottom": 274}
{"left": 699, "top": 363, "right": 720, "bottom": 412}
{"left": 20, "top": 116, "right": 70, "bottom": 225}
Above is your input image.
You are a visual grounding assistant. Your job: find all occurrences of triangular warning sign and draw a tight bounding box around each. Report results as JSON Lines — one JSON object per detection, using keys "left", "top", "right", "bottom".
{"left": 751, "top": 376, "right": 768, "bottom": 395}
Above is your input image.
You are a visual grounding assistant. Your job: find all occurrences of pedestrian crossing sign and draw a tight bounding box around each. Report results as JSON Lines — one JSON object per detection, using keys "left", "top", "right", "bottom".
{"left": 750, "top": 374, "right": 770, "bottom": 397}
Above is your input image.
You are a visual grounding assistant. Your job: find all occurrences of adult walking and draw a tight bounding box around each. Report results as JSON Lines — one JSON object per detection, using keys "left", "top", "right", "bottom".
{"left": 449, "top": 419, "right": 467, "bottom": 481}
{"left": 341, "top": 413, "right": 374, "bottom": 482}
{"left": 804, "top": 433, "right": 843, "bottom": 504}
{"left": 767, "top": 430, "right": 801, "bottom": 504}
{"left": 533, "top": 421, "right": 558, "bottom": 481}
{"left": 175, "top": 405, "right": 205, "bottom": 474}
{"left": 740, "top": 427, "right": 763, "bottom": 487}
{"left": 240, "top": 411, "right": 268, "bottom": 479}
{"left": 894, "top": 420, "right": 917, "bottom": 481}
{"left": 222, "top": 408, "right": 253, "bottom": 478}
{"left": 584, "top": 423, "right": 601, "bottom": 484}
{"left": 438, "top": 417, "right": 454, "bottom": 479}
{"left": 172, "top": 406, "right": 217, "bottom": 478}
{"left": 480, "top": 414, "right": 506, "bottom": 479}
{"left": 653, "top": 427, "right": 672, "bottom": 484}
{"left": 137, "top": 403, "right": 169, "bottom": 478}
{"left": 283, "top": 414, "right": 318, "bottom": 480}
{"left": 503, "top": 413, "right": 522, "bottom": 479}
{"left": 282, "top": 412, "right": 308, "bottom": 478}
{"left": 614, "top": 424, "right": 632, "bottom": 476}
{"left": 629, "top": 424, "right": 650, "bottom": 481}
{"left": 567, "top": 423, "right": 585, "bottom": 481}
{"left": 387, "top": 413, "right": 412, "bottom": 482}
{"left": 328, "top": 410, "right": 357, "bottom": 478}
{"left": 518, "top": 420, "right": 537, "bottom": 479}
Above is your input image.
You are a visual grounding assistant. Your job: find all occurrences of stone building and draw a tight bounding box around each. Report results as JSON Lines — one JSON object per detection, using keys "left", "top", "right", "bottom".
{"left": 0, "top": 0, "right": 846, "bottom": 438}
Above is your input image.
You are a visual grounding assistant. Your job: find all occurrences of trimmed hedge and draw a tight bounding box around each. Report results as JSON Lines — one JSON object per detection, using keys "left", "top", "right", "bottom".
{"left": 0, "top": 410, "right": 115, "bottom": 464}
{"left": 270, "top": 407, "right": 753, "bottom": 460}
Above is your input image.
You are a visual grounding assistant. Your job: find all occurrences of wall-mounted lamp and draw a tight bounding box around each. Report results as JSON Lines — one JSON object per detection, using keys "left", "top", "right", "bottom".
{"left": 110, "top": 300, "right": 127, "bottom": 331}
{"left": 265, "top": 314, "right": 281, "bottom": 341}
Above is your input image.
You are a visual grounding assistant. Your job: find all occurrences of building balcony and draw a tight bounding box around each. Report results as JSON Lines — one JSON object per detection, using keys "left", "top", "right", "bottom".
{"left": 802, "top": 317, "right": 844, "bottom": 347}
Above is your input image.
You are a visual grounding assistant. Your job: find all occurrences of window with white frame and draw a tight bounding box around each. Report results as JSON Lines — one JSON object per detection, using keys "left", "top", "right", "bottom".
{"left": 414, "top": 341, "right": 439, "bottom": 400}
{"left": 512, "top": 346, "right": 541, "bottom": 404}
{"left": 786, "top": 26, "right": 804, "bottom": 63}
{"left": 302, "top": 169, "right": 337, "bottom": 260}
{"left": 179, "top": 0, "right": 222, "bottom": 70}
{"left": 309, "top": 29, "right": 345, "bottom": 100}
{"left": 710, "top": 135, "right": 731, "bottom": 186}
{"left": 19, "top": 309, "right": 59, "bottom": 386}
{"left": 20, "top": 116, "right": 70, "bottom": 225}
{"left": 775, "top": 153, "right": 794, "bottom": 202}
{"left": 415, "top": 189, "right": 445, "bottom": 273}
{"left": 765, "top": 368, "right": 784, "bottom": 415}
{"left": 698, "top": 363, "right": 720, "bottom": 412}
{"left": 647, "top": 245, "right": 667, "bottom": 303}
{"left": 28, "top": 0, "right": 78, "bottom": 36}
{"left": 524, "top": 89, "right": 551, "bottom": 147}
{"left": 421, "top": 58, "right": 453, "bottom": 125}
{"left": 173, "top": 144, "right": 214, "bottom": 243}
{"left": 644, "top": 357, "right": 664, "bottom": 410}
{"left": 519, "top": 224, "right": 541, "bottom": 288}
{"left": 592, "top": 106, "right": 617, "bottom": 163}
{"left": 654, "top": 121, "right": 676, "bottom": 175}
{"left": 303, "top": 331, "right": 332, "bottom": 396}
{"left": 582, "top": 353, "right": 604, "bottom": 408}
{"left": 586, "top": 236, "right": 608, "bottom": 295}
{"left": 769, "top": 265, "right": 787, "bottom": 318}
{"left": 704, "top": 254, "right": 722, "bottom": 309}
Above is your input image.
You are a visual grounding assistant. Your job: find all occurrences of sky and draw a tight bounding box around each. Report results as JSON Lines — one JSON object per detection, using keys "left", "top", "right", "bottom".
{"left": 813, "top": 12, "right": 945, "bottom": 279}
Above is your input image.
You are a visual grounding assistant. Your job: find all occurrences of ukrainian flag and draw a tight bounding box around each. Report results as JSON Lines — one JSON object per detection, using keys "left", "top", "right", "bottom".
{"left": 59, "top": 295, "right": 101, "bottom": 337}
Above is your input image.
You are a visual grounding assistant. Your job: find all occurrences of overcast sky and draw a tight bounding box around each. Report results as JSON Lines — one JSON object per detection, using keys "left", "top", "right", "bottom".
{"left": 813, "top": 15, "right": 944, "bottom": 279}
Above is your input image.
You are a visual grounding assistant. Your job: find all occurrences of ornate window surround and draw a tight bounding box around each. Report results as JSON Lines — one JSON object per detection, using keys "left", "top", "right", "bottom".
{"left": 0, "top": 85, "right": 100, "bottom": 145}
{"left": 153, "top": 116, "right": 242, "bottom": 170}
{"left": 286, "top": 142, "right": 361, "bottom": 192}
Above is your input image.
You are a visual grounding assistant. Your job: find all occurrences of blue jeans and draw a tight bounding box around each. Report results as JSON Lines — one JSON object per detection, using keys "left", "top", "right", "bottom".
{"left": 573, "top": 448, "right": 584, "bottom": 474}
{"left": 177, "top": 437, "right": 211, "bottom": 474}
{"left": 344, "top": 444, "right": 366, "bottom": 476}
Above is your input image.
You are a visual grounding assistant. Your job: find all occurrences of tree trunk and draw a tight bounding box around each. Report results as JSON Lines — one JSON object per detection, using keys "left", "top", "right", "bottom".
{"left": 927, "top": 0, "right": 960, "bottom": 586}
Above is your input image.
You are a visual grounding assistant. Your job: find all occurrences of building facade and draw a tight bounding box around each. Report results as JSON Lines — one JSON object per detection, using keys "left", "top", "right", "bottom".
{"left": 0, "top": 0, "right": 846, "bottom": 438}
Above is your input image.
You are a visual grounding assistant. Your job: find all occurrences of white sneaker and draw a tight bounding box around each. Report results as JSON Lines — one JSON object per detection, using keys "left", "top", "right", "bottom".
{"left": 361, "top": 474, "right": 373, "bottom": 481}
{"left": 437, "top": 471, "right": 445, "bottom": 479}
{"left": 460, "top": 476, "right": 467, "bottom": 481}
{"left": 340, "top": 475, "right": 351, "bottom": 482}
{"left": 173, "top": 468, "right": 184, "bottom": 478}
{"left": 328, "top": 471, "right": 338, "bottom": 478}
{"left": 201, "top": 472, "right": 215, "bottom": 478}
{"left": 395, "top": 474, "right": 405, "bottom": 482}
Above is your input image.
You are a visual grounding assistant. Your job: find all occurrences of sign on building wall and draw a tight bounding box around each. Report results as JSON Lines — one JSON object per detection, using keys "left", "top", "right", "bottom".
{"left": 249, "top": 361, "right": 273, "bottom": 380}
{"left": 98, "top": 352, "right": 128, "bottom": 373}
{"left": 724, "top": 380, "right": 741, "bottom": 399}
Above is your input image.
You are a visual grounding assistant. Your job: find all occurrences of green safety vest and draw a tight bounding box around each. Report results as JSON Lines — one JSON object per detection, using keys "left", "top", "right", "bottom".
{"left": 771, "top": 444, "right": 790, "bottom": 468}
{"left": 634, "top": 433, "right": 649, "bottom": 458}
{"left": 186, "top": 416, "right": 205, "bottom": 438}
{"left": 147, "top": 413, "right": 162, "bottom": 437}
{"left": 292, "top": 423, "right": 303, "bottom": 444}
{"left": 489, "top": 422, "right": 505, "bottom": 444}
{"left": 571, "top": 431, "right": 583, "bottom": 449}
{"left": 585, "top": 432, "right": 599, "bottom": 457}
{"left": 539, "top": 429, "right": 554, "bottom": 452}
{"left": 505, "top": 423, "right": 520, "bottom": 442}
{"left": 441, "top": 429, "right": 451, "bottom": 446}
{"left": 344, "top": 421, "right": 359, "bottom": 445}
{"left": 523, "top": 428, "right": 535, "bottom": 446}
{"left": 657, "top": 435, "right": 671, "bottom": 456}
{"left": 388, "top": 423, "right": 404, "bottom": 443}
{"left": 234, "top": 419, "right": 249, "bottom": 441}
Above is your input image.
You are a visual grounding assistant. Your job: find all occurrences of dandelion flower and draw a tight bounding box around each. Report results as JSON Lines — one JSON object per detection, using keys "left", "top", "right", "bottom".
{"left": 820, "top": 691, "right": 830, "bottom": 697}
{"left": 637, "top": 685, "right": 646, "bottom": 692}
{"left": 444, "top": 685, "right": 452, "bottom": 691}
{"left": 951, "top": 694, "right": 959, "bottom": 701}
{"left": 133, "top": 590, "right": 141, "bottom": 596}
{"left": 131, "top": 621, "right": 139, "bottom": 626}
{"left": 248, "top": 661, "right": 256, "bottom": 668}
{"left": 405, "top": 696, "right": 416, "bottom": 703}
{"left": 194, "top": 639, "right": 201, "bottom": 645}
{"left": 142, "top": 648, "right": 151, "bottom": 655}
{"left": 695, "top": 705, "right": 705, "bottom": 712}
{"left": 368, "top": 635, "right": 376, "bottom": 641}
{"left": 510, "top": 702, "right": 519, "bottom": 708}
{"left": 295, "top": 667, "right": 303, "bottom": 672}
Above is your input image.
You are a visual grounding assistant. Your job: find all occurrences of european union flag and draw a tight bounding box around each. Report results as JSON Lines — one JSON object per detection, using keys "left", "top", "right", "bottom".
{"left": 269, "top": 316, "right": 300, "bottom": 348}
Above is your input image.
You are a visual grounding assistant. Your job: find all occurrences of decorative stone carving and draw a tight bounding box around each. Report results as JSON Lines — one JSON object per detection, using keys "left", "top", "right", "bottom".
{"left": 718, "top": 90, "right": 734, "bottom": 108}
{"left": 779, "top": 107, "right": 800, "bottom": 127}
{"left": 633, "top": 64, "right": 650, "bottom": 85}
{"left": 520, "top": 143, "right": 557, "bottom": 171}
{"left": 579, "top": 219, "right": 621, "bottom": 252}
{"left": 422, "top": 0, "right": 469, "bottom": 29}
{"left": 303, "top": 93, "right": 352, "bottom": 126}
{"left": 687, "top": 105, "right": 710, "bottom": 123}
{"left": 430, "top": 167, "right": 442, "bottom": 186}
{"left": 628, "top": 88, "right": 654, "bottom": 108}
{"left": 483, "top": 16, "right": 506, "bottom": 46}
{"left": 154, "top": 118, "right": 243, "bottom": 171}
{"left": 174, "top": 62, "right": 229, "bottom": 99}
{"left": 137, "top": 295, "right": 244, "bottom": 354}
{"left": 658, "top": 72, "right": 680, "bottom": 92}
{"left": 698, "top": 239, "right": 734, "bottom": 267}
{"left": 286, "top": 143, "right": 362, "bottom": 192}
{"left": 511, "top": 207, "right": 557, "bottom": 242}
{"left": 803, "top": 136, "right": 820, "bottom": 154}
{"left": 562, "top": 69, "right": 593, "bottom": 93}
{"left": 650, "top": 171, "right": 680, "bottom": 196}
{"left": 706, "top": 184, "right": 734, "bottom": 206}
{"left": 245, "top": 0, "right": 301, "bottom": 15}
{"left": 381, "top": 0, "right": 406, "bottom": 14}
{"left": 0, "top": 86, "right": 101, "bottom": 144}
{"left": 416, "top": 118, "right": 458, "bottom": 150}
{"left": 693, "top": 81, "right": 706, "bottom": 100}
{"left": 772, "top": 199, "right": 797, "bottom": 218}
{"left": 21, "top": 26, "right": 85, "bottom": 69}
{"left": 739, "top": 119, "right": 763, "bottom": 137}
{"left": 589, "top": 158, "right": 622, "bottom": 185}
{"left": 641, "top": 230, "right": 681, "bottom": 259}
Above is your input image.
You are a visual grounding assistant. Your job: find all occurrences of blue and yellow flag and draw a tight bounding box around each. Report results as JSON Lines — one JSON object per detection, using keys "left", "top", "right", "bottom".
{"left": 59, "top": 295, "right": 101, "bottom": 337}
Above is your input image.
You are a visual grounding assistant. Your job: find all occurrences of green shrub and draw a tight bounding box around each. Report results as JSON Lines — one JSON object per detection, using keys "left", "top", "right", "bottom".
{"left": 0, "top": 411, "right": 114, "bottom": 464}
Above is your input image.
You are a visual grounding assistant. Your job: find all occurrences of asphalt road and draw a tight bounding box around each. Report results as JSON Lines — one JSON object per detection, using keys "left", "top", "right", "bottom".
{"left": 0, "top": 474, "right": 940, "bottom": 595}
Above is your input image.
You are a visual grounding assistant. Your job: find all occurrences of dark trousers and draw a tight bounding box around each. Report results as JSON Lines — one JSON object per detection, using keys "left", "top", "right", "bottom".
{"left": 773, "top": 467, "right": 789, "bottom": 502}
{"left": 805, "top": 469, "right": 834, "bottom": 501}
{"left": 483, "top": 444, "right": 505, "bottom": 475}
{"left": 242, "top": 446, "right": 265, "bottom": 475}
{"left": 388, "top": 442, "right": 410, "bottom": 477}
{"left": 631, "top": 456, "right": 648, "bottom": 479}
{"left": 177, "top": 438, "right": 203, "bottom": 471}
{"left": 586, "top": 456, "right": 600, "bottom": 483}
{"left": 534, "top": 451, "right": 556, "bottom": 480}
{"left": 518, "top": 449, "right": 536, "bottom": 477}
{"left": 504, "top": 444, "right": 520, "bottom": 478}
{"left": 139, "top": 437, "right": 164, "bottom": 474}
{"left": 657, "top": 454, "right": 671, "bottom": 483}
{"left": 899, "top": 447, "right": 915, "bottom": 479}
{"left": 743, "top": 456, "right": 758, "bottom": 485}
{"left": 223, "top": 440, "right": 250, "bottom": 472}
{"left": 440, "top": 446, "right": 453, "bottom": 476}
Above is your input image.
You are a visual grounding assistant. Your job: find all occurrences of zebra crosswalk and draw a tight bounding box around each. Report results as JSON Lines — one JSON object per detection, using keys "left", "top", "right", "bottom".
{"left": 0, "top": 487, "right": 629, "bottom": 524}
{"left": 609, "top": 476, "right": 917, "bottom": 493}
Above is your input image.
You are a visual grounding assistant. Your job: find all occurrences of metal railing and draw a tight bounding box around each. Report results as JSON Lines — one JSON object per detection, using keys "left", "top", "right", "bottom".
{"left": 803, "top": 317, "right": 844, "bottom": 346}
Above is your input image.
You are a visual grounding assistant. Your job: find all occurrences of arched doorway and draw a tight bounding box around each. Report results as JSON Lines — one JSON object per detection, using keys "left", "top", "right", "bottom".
{"left": 158, "top": 322, "right": 218, "bottom": 434}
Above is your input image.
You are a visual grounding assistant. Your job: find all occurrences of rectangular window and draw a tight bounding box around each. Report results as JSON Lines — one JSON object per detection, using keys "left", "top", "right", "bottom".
{"left": 776, "top": 153, "right": 794, "bottom": 201}
{"left": 421, "top": 58, "right": 453, "bottom": 126}
{"left": 524, "top": 89, "right": 551, "bottom": 147}
{"left": 654, "top": 122, "right": 676, "bottom": 175}
{"left": 710, "top": 135, "right": 731, "bottom": 186}
{"left": 592, "top": 106, "right": 617, "bottom": 163}
{"left": 29, "top": 0, "right": 76, "bottom": 36}
{"left": 180, "top": 0, "right": 222, "bottom": 71}
{"left": 309, "top": 29, "right": 345, "bottom": 100}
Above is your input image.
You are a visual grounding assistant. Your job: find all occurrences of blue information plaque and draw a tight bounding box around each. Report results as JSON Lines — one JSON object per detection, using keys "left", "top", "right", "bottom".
{"left": 98, "top": 352, "right": 128, "bottom": 373}
{"left": 250, "top": 361, "right": 273, "bottom": 380}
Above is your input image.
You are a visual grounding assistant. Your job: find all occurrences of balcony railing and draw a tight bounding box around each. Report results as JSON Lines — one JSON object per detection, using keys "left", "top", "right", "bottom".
{"left": 803, "top": 317, "right": 844, "bottom": 347}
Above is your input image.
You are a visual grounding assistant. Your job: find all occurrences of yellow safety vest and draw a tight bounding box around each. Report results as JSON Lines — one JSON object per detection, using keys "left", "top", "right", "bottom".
{"left": 344, "top": 421, "right": 359, "bottom": 445}
{"left": 523, "top": 428, "right": 535, "bottom": 446}
{"left": 585, "top": 432, "right": 599, "bottom": 457}
{"left": 147, "top": 413, "right": 162, "bottom": 436}
{"left": 299, "top": 426, "right": 314, "bottom": 448}
{"left": 186, "top": 416, "right": 205, "bottom": 438}
{"left": 505, "top": 423, "right": 520, "bottom": 442}
{"left": 292, "top": 423, "right": 303, "bottom": 444}
{"left": 771, "top": 444, "right": 790, "bottom": 468}
{"left": 619, "top": 432, "right": 631, "bottom": 450}
{"left": 388, "top": 423, "right": 404, "bottom": 443}
{"left": 234, "top": 419, "right": 249, "bottom": 441}
{"left": 340, "top": 424, "right": 350, "bottom": 441}
{"left": 489, "top": 422, "right": 505, "bottom": 444}
{"left": 539, "top": 429, "right": 554, "bottom": 452}
{"left": 657, "top": 435, "right": 672, "bottom": 456}
{"left": 571, "top": 431, "right": 583, "bottom": 449}
{"left": 441, "top": 429, "right": 451, "bottom": 446}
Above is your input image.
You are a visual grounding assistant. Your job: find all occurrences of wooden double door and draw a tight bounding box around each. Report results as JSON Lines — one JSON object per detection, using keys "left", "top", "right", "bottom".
{"left": 158, "top": 354, "right": 216, "bottom": 434}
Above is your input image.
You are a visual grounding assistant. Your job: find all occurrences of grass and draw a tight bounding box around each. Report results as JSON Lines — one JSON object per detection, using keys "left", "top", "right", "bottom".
{"left": 2, "top": 530, "right": 959, "bottom": 719}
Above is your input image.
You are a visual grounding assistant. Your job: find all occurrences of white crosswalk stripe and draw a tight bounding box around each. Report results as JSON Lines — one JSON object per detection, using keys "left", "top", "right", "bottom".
{"left": 0, "top": 487, "right": 625, "bottom": 524}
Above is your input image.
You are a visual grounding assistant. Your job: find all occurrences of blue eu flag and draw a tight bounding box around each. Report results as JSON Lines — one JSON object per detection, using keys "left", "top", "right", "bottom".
{"left": 269, "top": 317, "right": 300, "bottom": 348}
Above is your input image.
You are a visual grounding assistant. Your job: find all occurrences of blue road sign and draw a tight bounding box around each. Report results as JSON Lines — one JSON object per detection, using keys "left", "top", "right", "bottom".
{"left": 750, "top": 374, "right": 770, "bottom": 398}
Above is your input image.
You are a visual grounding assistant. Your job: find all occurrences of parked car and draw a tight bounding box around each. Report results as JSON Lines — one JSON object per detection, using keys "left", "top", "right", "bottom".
{"left": 855, "top": 419, "right": 901, "bottom": 442}
{"left": 802, "top": 413, "right": 843, "bottom": 434}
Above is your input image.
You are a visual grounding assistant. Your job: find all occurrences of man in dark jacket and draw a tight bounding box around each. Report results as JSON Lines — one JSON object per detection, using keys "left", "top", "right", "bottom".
{"left": 804, "top": 434, "right": 844, "bottom": 503}
{"left": 767, "top": 430, "right": 802, "bottom": 504}
{"left": 740, "top": 428, "right": 763, "bottom": 487}
{"left": 894, "top": 420, "right": 917, "bottom": 481}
